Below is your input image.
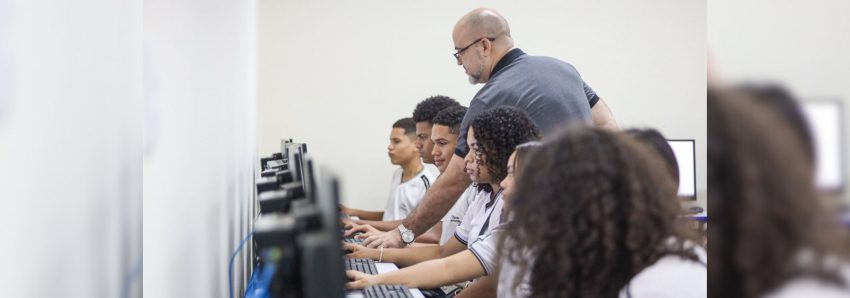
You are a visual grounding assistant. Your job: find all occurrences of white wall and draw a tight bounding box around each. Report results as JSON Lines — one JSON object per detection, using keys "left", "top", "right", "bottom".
{"left": 708, "top": 0, "right": 850, "bottom": 204}
{"left": 258, "top": 1, "right": 708, "bottom": 211}
{"left": 143, "top": 0, "right": 257, "bottom": 297}
{"left": 0, "top": 1, "right": 143, "bottom": 297}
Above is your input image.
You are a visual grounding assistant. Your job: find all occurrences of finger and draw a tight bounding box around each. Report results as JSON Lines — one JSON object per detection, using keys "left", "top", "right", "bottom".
{"left": 341, "top": 242, "right": 355, "bottom": 251}
{"left": 367, "top": 238, "right": 383, "bottom": 249}
{"left": 361, "top": 236, "right": 375, "bottom": 247}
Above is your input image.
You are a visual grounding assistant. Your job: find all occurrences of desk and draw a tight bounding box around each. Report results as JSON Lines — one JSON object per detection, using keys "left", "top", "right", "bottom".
{"left": 345, "top": 262, "right": 425, "bottom": 298}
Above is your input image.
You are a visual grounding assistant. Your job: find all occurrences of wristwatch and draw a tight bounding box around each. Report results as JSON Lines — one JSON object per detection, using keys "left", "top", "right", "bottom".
{"left": 398, "top": 224, "right": 415, "bottom": 244}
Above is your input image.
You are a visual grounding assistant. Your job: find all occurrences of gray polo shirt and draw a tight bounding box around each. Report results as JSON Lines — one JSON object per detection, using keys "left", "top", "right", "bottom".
{"left": 455, "top": 49, "right": 597, "bottom": 158}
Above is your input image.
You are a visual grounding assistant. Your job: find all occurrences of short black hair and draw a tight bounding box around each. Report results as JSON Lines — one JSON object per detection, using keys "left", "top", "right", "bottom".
{"left": 432, "top": 106, "right": 468, "bottom": 135}
{"left": 412, "top": 95, "right": 461, "bottom": 124}
{"left": 392, "top": 117, "right": 417, "bottom": 136}
{"left": 624, "top": 128, "right": 680, "bottom": 186}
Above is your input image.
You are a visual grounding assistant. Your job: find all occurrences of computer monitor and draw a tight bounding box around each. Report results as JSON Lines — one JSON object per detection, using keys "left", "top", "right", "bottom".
{"left": 800, "top": 100, "right": 844, "bottom": 192}
{"left": 302, "top": 154, "right": 317, "bottom": 203}
{"left": 667, "top": 140, "right": 697, "bottom": 199}
{"left": 299, "top": 166, "right": 346, "bottom": 298}
{"left": 288, "top": 146, "right": 303, "bottom": 183}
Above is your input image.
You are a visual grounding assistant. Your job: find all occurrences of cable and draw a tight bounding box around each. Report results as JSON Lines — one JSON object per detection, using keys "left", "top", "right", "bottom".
{"left": 121, "top": 255, "right": 143, "bottom": 298}
{"left": 230, "top": 230, "right": 255, "bottom": 298}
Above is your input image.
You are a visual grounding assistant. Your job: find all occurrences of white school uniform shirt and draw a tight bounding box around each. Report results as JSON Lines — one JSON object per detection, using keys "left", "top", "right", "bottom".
{"left": 498, "top": 239, "right": 707, "bottom": 298}
{"left": 452, "top": 187, "right": 504, "bottom": 285}
{"left": 453, "top": 187, "right": 504, "bottom": 248}
{"left": 382, "top": 167, "right": 436, "bottom": 221}
{"left": 439, "top": 184, "right": 478, "bottom": 245}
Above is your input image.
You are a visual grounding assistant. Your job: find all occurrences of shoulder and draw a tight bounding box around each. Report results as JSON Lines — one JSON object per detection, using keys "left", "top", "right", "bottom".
{"left": 626, "top": 251, "right": 707, "bottom": 298}
{"left": 766, "top": 262, "right": 850, "bottom": 298}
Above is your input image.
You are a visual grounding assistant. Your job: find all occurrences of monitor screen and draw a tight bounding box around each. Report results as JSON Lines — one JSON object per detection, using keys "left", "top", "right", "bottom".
{"left": 302, "top": 154, "right": 317, "bottom": 202}
{"left": 800, "top": 100, "right": 844, "bottom": 191}
{"left": 667, "top": 140, "right": 697, "bottom": 198}
{"left": 288, "top": 146, "right": 302, "bottom": 182}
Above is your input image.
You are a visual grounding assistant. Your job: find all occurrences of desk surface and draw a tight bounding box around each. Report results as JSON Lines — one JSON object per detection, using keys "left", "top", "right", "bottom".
{"left": 345, "top": 262, "right": 425, "bottom": 298}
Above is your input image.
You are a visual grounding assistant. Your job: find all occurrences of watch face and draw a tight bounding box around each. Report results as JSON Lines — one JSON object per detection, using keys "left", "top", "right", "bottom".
{"left": 402, "top": 230, "right": 415, "bottom": 243}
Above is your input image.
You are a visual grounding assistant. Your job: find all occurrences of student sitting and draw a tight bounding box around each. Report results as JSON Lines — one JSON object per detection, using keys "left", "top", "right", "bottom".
{"left": 497, "top": 127, "right": 706, "bottom": 298}
{"left": 345, "top": 106, "right": 473, "bottom": 246}
{"left": 625, "top": 128, "right": 680, "bottom": 188}
{"left": 344, "top": 106, "right": 541, "bottom": 296}
{"left": 342, "top": 97, "right": 461, "bottom": 243}
{"left": 708, "top": 89, "right": 850, "bottom": 298}
{"left": 340, "top": 118, "right": 436, "bottom": 221}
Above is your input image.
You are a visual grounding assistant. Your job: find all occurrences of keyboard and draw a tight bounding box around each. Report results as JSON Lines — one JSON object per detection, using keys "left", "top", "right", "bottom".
{"left": 364, "top": 285, "right": 414, "bottom": 298}
{"left": 344, "top": 258, "right": 378, "bottom": 275}
{"left": 343, "top": 236, "right": 364, "bottom": 245}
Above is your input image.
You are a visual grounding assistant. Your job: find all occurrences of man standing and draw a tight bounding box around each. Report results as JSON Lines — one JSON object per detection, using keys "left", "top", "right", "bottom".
{"left": 363, "top": 8, "right": 618, "bottom": 248}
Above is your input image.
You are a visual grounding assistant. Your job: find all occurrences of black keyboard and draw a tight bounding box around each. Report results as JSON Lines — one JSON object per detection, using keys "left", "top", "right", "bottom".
{"left": 364, "top": 285, "right": 414, "bottom": 298}
{"left": 343, "top": 236, "right": 364, "bottom": 245}
{"left": 344, "top": 258, "right": 378, "bottom": 275}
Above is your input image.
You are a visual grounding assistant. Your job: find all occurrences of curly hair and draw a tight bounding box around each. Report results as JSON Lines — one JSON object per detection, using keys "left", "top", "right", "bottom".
{"left": 469, "top": 106, "right": 541, "bottom": 193}
{"left": 431, "top": 106, "right": 468, "bottom": 135}
{"left": 502, "top": 127, "right": 700, "bottom": 298}
{"left": 708, "top": 88, "right": 849, "bottom": 297}
{"left": 624, "top": 128, "right": 680, "bottom": 186}
{"left": 412, "top": 95, "right": 461, "bottom": 124}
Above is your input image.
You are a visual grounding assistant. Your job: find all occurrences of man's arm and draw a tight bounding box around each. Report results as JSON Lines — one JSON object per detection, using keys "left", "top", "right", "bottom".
{"left": 362, "top": 154, "right": 471, "bottom": 248}
{"left": 591, "top": 98, "right": 618, "bottom": 131}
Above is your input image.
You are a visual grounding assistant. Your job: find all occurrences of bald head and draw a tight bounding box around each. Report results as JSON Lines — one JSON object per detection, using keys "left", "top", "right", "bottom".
{"left": 454, "top": 8, "right": 512, "bottom": 45}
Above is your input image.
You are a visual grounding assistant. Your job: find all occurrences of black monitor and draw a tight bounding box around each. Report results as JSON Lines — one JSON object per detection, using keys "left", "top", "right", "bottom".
{"left": 287, "top": 145, "right": 303, "bottom": 182}
{"left": 299, "top": 166, "right": 346, "bottom": 298}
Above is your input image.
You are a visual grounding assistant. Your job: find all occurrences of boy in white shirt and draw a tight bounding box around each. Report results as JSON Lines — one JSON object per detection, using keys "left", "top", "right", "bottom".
{"left": 344, "top": 107, "right": 542, "bottom": 296}
{"left": 345, "top": 106, "right": 473, "bottom": 245}
{"left": 340, "top": 118, "right": 435, "bottom": 221}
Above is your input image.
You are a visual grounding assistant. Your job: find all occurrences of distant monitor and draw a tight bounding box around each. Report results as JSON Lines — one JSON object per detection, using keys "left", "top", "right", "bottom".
{"left": 299, "top": 166, "right": 346, "bottom": 298}
{"left": 800, "top": 100, "right": 844, "bottom": 192}
{"left": 667, "top": 140, "right": 697, "bottom": 199}
{"left": 302, "top": 154, "right": 317, "bottom": 203}
{"left": 288, "top": 146, "right": 303, "bottom": 182}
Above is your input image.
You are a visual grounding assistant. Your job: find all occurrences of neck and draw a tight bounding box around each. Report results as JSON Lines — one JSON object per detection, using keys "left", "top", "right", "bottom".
{"left": 400, "top": 159, "right": 424, "bottom": 181}
{"left": 482, "top": 46, "right": 515, "bottom": 83}
{"left": 488, "top": 182, "right": 502, "bottom": 202}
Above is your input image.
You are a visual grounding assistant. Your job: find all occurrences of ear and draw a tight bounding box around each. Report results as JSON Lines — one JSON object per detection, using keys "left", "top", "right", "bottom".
{"left": 481, "top": 38, "right": 492, "bottom": 57}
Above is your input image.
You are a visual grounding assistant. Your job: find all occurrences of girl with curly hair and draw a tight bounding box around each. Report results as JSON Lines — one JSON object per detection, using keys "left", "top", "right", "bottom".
{"left": 709, "top": 89, "right": 850, "bottom": 298}
{"left": 499, "top": 127, "right": 706, "bottom": 298}
{"left": 344, "top": 106, "right": 541, "bottom": 296}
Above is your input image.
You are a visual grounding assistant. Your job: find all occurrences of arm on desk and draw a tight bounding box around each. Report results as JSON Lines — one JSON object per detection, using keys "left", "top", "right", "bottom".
{"left": 344, "top": 219, "right": 402, "bottom": 233}
{"left": 343, "top": 236, "right": 466, "bottom": 268}
{"left": 346, "top": 250, "right": 485, "bottom": 290}
{"left": 454, "top": 270, "right": 498, "bottom": 298}
{"left": 413, "top": 222, "right": 442, "bottom": 244}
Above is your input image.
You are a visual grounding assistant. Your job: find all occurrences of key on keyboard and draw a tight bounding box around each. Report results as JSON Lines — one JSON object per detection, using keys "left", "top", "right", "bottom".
{"left": 343, "top": 237, "right": 364, "bottom": 245}
{"left": 344, "top": 258, "right": 378, "bottom": 275}
{"left": 364, "top": 285, "right": 414, "bottom": 298}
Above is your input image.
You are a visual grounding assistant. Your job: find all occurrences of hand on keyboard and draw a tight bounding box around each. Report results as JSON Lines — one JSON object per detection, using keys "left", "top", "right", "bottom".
{"left": 344, "top": 270, "right": 376, "bottom": 290}
{"left": 342, "top": 242, "right": 378, "bottom": 260}
{"left": 343, "top": 223, "right": 381, "bottom": 238}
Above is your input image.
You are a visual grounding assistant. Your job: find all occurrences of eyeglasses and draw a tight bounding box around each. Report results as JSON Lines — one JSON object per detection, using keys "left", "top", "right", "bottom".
{"left": 453, "top": 38, "right": 496, "bottom": 60}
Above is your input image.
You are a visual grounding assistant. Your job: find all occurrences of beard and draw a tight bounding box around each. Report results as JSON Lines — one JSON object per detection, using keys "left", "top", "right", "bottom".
{"left": 467, "top": 62, "right": 484, "bottom": 85}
